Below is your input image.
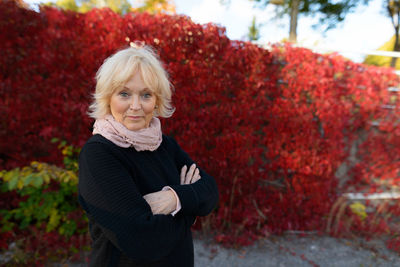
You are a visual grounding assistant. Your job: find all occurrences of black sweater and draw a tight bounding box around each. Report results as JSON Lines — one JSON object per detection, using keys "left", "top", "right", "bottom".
{"left": 78, "top": 134, "right": 219, "bottom": 267}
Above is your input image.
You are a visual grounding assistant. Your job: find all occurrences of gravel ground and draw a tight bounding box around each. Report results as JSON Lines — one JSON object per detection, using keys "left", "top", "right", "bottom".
{"left": 194, "top": 234, "right": 400, "bottom": 267}
{"left": 3, "top": 234, "right": 399, "bottom": 266}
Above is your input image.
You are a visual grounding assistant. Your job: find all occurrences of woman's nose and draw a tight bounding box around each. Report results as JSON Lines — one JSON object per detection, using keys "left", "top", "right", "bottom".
{"left": 129, "top": 96, "right": 141, "bottom": 110}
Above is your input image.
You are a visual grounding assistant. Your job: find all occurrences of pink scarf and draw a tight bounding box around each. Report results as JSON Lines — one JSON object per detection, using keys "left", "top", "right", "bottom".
{"left": 93, "top": 114, "right": 162, "bottom": 151}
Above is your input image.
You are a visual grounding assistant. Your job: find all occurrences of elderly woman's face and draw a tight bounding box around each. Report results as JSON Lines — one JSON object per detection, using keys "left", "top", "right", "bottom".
{"left": 110, "top": 72, "right": 157, "bottom": 131}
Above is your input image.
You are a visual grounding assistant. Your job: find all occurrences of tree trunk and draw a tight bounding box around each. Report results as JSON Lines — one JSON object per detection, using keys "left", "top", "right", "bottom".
{"left": 391, "top": 32, "right": 400, "bottom": 68}
{"left": 389, "top": 0, "right": 400, "bottom": 68}
{"left": 289, "top": 0, "right": 300, "bottom": 43}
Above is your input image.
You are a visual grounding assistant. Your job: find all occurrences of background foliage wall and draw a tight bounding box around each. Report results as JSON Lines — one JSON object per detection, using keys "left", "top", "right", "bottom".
{"left": 1, "top": 0, "right": 399, "bottom": 257}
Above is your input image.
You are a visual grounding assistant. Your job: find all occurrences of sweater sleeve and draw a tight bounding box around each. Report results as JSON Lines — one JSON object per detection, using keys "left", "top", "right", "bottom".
{"left": 78, "top": 141, "right": 188, "bottom": 261}
{"left": 167, "top": 137, "right": 219, "bottom": 216}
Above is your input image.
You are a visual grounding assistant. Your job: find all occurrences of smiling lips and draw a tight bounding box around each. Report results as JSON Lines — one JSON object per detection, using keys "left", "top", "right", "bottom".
{"left": 127, "top": 115, "right": 143, "bottom": 120}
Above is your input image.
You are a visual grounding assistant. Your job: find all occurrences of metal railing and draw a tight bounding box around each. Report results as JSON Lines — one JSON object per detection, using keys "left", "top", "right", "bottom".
{"left": 298, "top": 45, "right": 400, "bottom": 59}
{"left": 344, "top": 192, "right": 400, "bottom": 200}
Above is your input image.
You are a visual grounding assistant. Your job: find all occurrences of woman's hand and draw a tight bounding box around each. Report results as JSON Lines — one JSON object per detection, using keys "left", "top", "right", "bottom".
{"left": 143, "top": 164, "right": 201, "bottom": 215}
{"left": 180, "top": 164, "right": 201, "bottom": 225}
{"left": 180, "top": 164, "right": 201, "bottom": 184}
{"left": 143, "top": 190, "right": 177, "bottom": 215}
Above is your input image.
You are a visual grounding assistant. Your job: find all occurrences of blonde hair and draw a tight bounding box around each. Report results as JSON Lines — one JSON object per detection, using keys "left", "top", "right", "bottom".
{"left": 88, "top": 44, "right": 175, "bottom": 119}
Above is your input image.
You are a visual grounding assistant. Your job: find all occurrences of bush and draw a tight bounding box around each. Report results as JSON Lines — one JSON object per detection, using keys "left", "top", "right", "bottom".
{"left": 0, "top": 142, "right": 89, "bottom": 266}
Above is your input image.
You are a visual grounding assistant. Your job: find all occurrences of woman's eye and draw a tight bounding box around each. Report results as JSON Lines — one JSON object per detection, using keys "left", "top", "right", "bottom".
{"left": 142, "top": 93, "right": 152, "bottom": 99}
{"left": 119, "top": 92, "right": 129, "bottom": 97}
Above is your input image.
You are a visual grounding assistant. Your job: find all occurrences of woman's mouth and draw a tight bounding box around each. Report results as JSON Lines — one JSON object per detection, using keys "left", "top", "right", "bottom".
{"left": 127, "top": 115, "right": 143, "bottom": 120}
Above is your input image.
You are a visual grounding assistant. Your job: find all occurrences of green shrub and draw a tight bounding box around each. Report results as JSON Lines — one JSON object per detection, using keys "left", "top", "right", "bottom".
{"left": 0, "top": 141, "right": 89, "bottom": 266}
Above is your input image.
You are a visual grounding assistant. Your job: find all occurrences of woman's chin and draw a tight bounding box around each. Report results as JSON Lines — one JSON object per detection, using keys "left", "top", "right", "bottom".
{"left": 124, "top": 122, "right": 146, "bottom": 131}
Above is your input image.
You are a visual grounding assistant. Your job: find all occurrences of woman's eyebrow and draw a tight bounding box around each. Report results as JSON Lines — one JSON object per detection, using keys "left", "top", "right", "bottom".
{"left": 120, "top": 86, "right": 151, "bottom": 92}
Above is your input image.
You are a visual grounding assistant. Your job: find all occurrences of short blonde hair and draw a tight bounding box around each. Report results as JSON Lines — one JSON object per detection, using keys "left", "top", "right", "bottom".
{"left": 88, "top": 44, "right": 175, "bottom": 119}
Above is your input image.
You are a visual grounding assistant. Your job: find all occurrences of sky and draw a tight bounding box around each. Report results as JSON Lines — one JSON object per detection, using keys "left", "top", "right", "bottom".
{"left": 174, "top": 0, "right": 392, "bottom": 63}
{"left": 25, "top": 0, "right": 393, "bottom": 63}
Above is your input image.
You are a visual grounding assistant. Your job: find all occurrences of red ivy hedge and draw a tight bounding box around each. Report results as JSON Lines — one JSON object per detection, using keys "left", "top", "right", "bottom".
{"left": 1, "top": 0, "right": 399, "bottom": 247}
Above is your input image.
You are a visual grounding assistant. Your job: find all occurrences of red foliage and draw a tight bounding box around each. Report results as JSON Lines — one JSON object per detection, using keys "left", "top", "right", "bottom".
{"left": 1, "top": 0, "right": 399, "bottom": 250}
{"left": 0, "top": 231, "right": 13, "bottom": 250}
{"left": 19, "top": 224, "right": 90, "bottom": 265}
{"left": 387, "top": 235, "right": 400, "bottom": 254}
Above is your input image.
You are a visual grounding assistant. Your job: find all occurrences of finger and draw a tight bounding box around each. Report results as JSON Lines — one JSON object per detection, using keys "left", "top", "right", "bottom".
{"left": 146, "top": 199, "right": 164, "bottom": 214}
{"left": 151, "top": 204, "right": 161, "bottom": 214}
{"left": 143, "top": 193, "right": 153, "bottom": 202}
{"left": 192, "top": 175, "right": 200, "bottom": 183}
{"left": 191, "top": 177, "right": 198, "bottom": 183}
{"left": 185, "top": 164, "right": 196, "bottom": 184}
{"left": 184, "top": 164, "right": 194, "bottom": 184}
{"left": 180, "top": 165, "right": 187, "bottom": 184}
{"left": 191, "top": 168, "right": 200, "bottom": 183}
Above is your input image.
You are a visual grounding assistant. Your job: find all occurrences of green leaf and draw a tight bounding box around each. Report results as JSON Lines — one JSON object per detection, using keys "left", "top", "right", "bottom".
{"left": 59, "top": 220, "right": 77, "bottom": 237}
{"left": 8, "top": 175, "right": 19, "bottom": 191}
{"left": 32, "top": 176, "right": 44, "bottom": 188}
{"left": 4, "top": 169, "right": 18, "bottom": 182}
{"left": 47, "top": 209, "right": 61, "bottom": 232}
{"left": 20, "top": 217, "right": 31, "bottom": 229}
{"left": 70, "top": 246, "right": 79, "bottom": 253}
{"left": 23, "top": 174, "right": 35, "bottom": 186}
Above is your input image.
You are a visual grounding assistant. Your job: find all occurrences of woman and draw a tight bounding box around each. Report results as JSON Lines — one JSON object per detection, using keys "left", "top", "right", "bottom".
{"left": 78, "top": 44, "right": 219, "bottom": 267}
